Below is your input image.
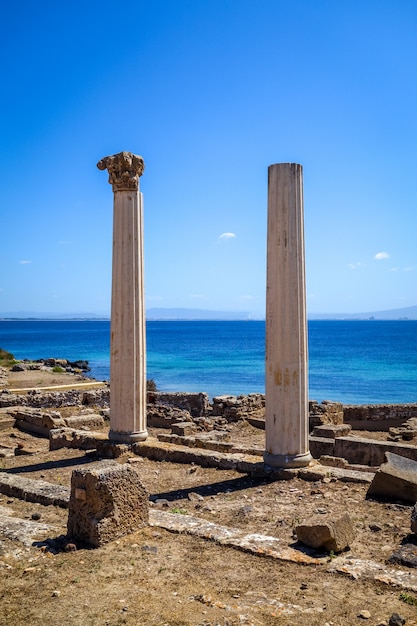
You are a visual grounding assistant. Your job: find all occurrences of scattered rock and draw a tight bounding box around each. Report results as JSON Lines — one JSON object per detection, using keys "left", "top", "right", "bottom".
{"left": 31, "top": 512, "right": 41, "bottom": 521}
{"left": 358, "top": 609, "right": 371, "bottom": 619}
{"left": 388, "top": 541, "right": 417, "bottom": 568}
{"left": 389, "top": 614, "right": 406, "bottom": 626}
{"left": 367, "top": 452, "right": 417, "bottom": 504}
{"left": 64, "top": 542, "right": 77, "bottom": 552}
{"left": 188, "top": 492, "right": 204, "bottom": 502}
{"left": 141, "top": 545, "right": 157, "bottom": 554}
{"left": 295, "top": 512, "right": 355, "bottom": 553}
{"left": 153, "top": 498, "right": 170, "bottom": 508}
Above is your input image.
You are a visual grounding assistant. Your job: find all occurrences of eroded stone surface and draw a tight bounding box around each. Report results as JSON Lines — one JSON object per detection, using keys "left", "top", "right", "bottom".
{"left": 67, "top": 463, "right": 149, "bottom": 547}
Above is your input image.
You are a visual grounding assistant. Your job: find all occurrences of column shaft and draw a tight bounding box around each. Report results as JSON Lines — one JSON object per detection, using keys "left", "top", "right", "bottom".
{"left": 109, "top": 189, "right": 147, "bottom": 441}
{"left": 264, "top": 163, "right": 312, "bottom": 468}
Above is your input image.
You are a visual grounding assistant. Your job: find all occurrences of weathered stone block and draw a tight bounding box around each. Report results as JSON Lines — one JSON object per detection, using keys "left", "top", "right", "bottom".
{"left": 312, "top": 424, "right": 351, "bottom": 438}
{"left": 49, "top": 428, "right": 107, "bottom": 451}
{"left": 146, "top": 404, "right": 193, "bottom": 428}
{"left": 295, "top": 512, "right": 355, "bottom": 553}
{"left": 319, "top": 455, "right": 348, "bottom": 469}
{"left": 171, "top": 421, "right": 197, "bottom": 436}
{"left": 64, "top": 414, "right": 104, "bottom": 430}
{"left": 67, "top": 464, "right": 149, "bottom": 547}
{"left": 308, "top": 436, "right": 335, "bottom": 459}
{"left": 367, "top": 452, "right": 417, "bottom": 504}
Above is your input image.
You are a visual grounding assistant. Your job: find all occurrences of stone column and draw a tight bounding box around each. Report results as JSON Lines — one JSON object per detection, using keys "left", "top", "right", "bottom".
{"left": 97, "top": 151, "right": 148, "bottom": 443}
{"left": 264, "top": 163, "right": 312, "bottom": 468}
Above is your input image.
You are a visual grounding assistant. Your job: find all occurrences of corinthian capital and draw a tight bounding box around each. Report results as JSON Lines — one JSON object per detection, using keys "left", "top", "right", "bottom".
{"left": 97, "top": 151, "right": 145, "bottom": 191}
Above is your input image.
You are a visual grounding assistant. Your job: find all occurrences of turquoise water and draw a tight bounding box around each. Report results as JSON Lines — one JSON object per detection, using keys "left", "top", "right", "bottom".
{"left": 0, "top": 319, "right": 416, "bottom": 404}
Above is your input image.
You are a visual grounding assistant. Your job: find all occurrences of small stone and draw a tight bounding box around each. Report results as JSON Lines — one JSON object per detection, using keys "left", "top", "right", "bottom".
{"left": 388, "top": 542, "right": 417, "bottom": 567}
{"left": 369, "top": 523, "right": 383, "bottom": 532}
{"left": 300, "top": 582, "right": 308, "bottom": 590}
{"left": 64, "top": 543, "right": 77, "bottom": 552}
{"left": 389, "top": 614, "right": 406, "bottom": 626}
{"left": 236, "top": 505, "right": 253, "bottom": 517}
{"left": 52, "top": 590, "right": 61, "bottom": 597}
{"left": 31, "top": 512, "right": 41, "bottom": 521}
{"left": 154, "top": 498, "right": 170, "bottom": 508}
{"left": 141, "top": 545, "right": 157, "bottom": 554}
{"left": 188, "top": 492, "right": 204, "bottom": 502}
{"left": 358, "top": 610, "right": 371, "bottom": 619}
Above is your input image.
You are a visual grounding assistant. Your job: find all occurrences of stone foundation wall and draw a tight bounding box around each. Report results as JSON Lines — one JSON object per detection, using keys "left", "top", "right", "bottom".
{"left": 0, "top": 387, "right": 110, "bottom": 409}
{"left": 343, "top": 403, "right": 417, "bottom": 423}
{"left": 211, "top": 394, "right": 265, "bottom": 422}
{"left": 147, "top": 391, "right": 210, "bottom": 417}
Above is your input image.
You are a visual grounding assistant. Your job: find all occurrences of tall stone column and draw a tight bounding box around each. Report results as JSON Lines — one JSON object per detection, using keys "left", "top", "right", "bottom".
{"left": 264, "top": 163, "right": 312, "bottom": 468}
{"left": 97, "top": 151, "right": 148, "bottom": 443}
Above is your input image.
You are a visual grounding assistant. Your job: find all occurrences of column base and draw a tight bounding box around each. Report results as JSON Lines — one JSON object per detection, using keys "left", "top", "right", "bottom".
{"left": 263, "top": 450, "right": 312, "bottom": 469}
{"left": 109, "top": 429, "right": 148, "bottom": 443}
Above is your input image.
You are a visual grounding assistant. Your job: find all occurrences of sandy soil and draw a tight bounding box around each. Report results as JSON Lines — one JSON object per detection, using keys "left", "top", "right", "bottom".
{"left": 0, "top": 367, "right": 417, "bottom": 626}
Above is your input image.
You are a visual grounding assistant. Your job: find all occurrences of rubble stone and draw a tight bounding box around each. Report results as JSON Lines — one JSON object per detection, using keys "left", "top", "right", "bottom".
{"left": 295, "top": 512, "right": 355, "bottom": 553}
{"left": 367, "top": 452, "right": 417, "bottom": 504}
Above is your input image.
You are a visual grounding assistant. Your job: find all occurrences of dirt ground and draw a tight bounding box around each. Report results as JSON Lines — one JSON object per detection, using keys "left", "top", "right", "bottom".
{"left": 1, "top": 367, "right": 417, "bottom": 626}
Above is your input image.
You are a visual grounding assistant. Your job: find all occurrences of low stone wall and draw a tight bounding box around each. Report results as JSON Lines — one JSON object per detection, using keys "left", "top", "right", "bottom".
{"left": 0, "top": 387, "right": 110, "bottom": 409}
{"left": 343, "top": 403, "right": 417, "bottom": 427}
{"left": 148, "top": 391, "right": 210, "bottom": 417}
{"left": 211, "top": 393, "right": 265, "bottom": 422}
{"left": 309, "top": 401, "right": 417, "bottom": 431}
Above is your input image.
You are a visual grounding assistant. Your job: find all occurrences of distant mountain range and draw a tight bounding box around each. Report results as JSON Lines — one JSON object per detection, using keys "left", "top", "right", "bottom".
{"left": 146, "top": 308, "right": 258, "bottom": 320}
{"left": 308, "top": 305, "right": 417, "bottom": 320}
{"left": 1, "top": 305, "right": 417, "bottom": 321}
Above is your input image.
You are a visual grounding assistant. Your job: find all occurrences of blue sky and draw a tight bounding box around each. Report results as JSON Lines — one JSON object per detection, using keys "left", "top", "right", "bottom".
{"left": 1, "top": 0, "right": 416, "bottom": 317}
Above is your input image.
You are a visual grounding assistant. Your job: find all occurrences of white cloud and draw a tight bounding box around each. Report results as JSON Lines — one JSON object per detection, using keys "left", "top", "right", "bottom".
{"left": 240, "top": 294, "right": 254, "bottom": 300}
{"left": 374, "top": 252, "right": 390, "bottom": 260}
{"left": 403, "top": 266, "right": 414, "bottom": 272}
{"left": 218, "top": 232, "right": 236, "bottom": 241}
{"left": 388, "top": 267, "right": 399, "bottom": 272}
{"left": 19, "top": 260, "right": 32, "bottom": 265}
{"left": 348, "top": 262, "right": 365, "bottom": 270}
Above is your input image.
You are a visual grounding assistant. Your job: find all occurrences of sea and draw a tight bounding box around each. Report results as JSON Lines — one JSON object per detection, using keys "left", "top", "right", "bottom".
{"left": 0, "top": 319, "right": 416, "bottom": 405}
